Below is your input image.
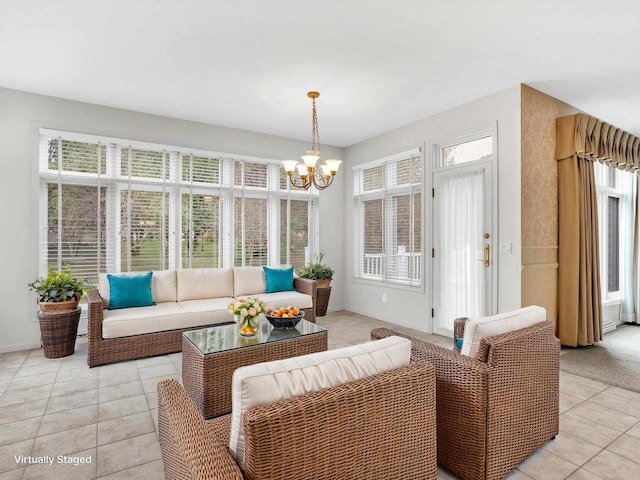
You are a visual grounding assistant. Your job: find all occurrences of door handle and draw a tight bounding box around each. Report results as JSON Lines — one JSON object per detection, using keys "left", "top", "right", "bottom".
{"left": 483, "top": 243, "right": 490, "bottom": 267}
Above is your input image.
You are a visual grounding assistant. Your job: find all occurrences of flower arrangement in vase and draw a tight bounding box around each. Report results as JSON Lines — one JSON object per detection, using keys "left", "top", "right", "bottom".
{"left": 227, "top": 297, "right": 268, "bottom": 336}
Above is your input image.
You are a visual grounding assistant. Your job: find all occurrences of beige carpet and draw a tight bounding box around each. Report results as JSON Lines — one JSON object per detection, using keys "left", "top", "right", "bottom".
{"left": 560, "top": 323, "right": 640, "bottom": 392}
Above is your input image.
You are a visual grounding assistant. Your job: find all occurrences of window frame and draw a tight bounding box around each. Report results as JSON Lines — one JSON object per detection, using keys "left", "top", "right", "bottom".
{"left": 353, "top": 148, "right": 423, "bottom": 288}
{"left": 38, "top": 129, "right": 319, "bottom": 287}
{"left": 594, "top": 161, "right": 623, "bottom": 303}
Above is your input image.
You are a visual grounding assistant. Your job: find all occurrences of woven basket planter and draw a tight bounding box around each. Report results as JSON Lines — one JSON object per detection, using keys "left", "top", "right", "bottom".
{"left": 316, "top": 286, "right": 332, "bottom": 317}
{"left": 37, "top": 307, "right": 81, "bottom": 358}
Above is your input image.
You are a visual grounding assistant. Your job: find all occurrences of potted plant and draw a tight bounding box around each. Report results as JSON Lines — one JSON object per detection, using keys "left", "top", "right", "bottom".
{"left": 29, "top": 266, "right": 85, "bottom": 314}
{"left": 298, "top": 253, "right": 334, "bottom": 288}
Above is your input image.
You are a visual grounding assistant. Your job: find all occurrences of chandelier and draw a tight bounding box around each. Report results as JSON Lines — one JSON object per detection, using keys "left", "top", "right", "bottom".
{"left": 282, "top": 91, "right": 342, "bottom": 190}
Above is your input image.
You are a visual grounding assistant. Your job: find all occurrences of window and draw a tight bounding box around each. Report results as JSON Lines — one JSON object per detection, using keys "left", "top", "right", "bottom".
{"left": 594, "top": 162, "right": 626, "bottom": 300}
{"left": 441, "top": 136, "right": 492, "bottom": 167}
{"left": 353, "top": 149, "right": 422, "bottom": 286}
{"left": 39, "top": 130, "right": 319, "bottom": 288}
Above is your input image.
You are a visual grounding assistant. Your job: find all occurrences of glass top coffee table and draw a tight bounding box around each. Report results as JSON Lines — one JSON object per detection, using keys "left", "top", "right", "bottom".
{"left": 182, "top": 319, "right": 328, "bottom": 419}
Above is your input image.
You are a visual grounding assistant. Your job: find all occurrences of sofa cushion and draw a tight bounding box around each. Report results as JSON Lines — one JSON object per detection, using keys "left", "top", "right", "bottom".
{"left": 102, "top": 297, "right": 234, "bottom": 338}
{"left": 107, "top": 272, "right": 155, "bottom": 310}
{"left": 176, "top": 268, "right": 234, "bottom": 301}
{"left": 460, "top": 305, "right": 547, "bottom": 358}
{"left": 233, "top": 267, "right": 266, "bottom": 297}
{"left": 263, "top": 266, "right": 295, "bottom": 293}
{"left": 229, "top": 335, "right": 411, "bottom": 469}
{"left": 151, "top": 270, "right": 178, "bottom": 303}
{"left": 253, "top": 291, "right": 313, "bottom": 310}
{"left": 99, "top": 270, "right": 177, "bottom": 309}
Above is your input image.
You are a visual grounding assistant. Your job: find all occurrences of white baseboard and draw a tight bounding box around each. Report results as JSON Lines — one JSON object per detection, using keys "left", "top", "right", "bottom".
{"left": 0, "top": 342, "right": 41, "bottom": 353}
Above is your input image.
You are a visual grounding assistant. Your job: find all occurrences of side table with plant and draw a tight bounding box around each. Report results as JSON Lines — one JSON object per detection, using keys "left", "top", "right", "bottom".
{"left": 28, "top": 267, "right": 86, "bottom": 358}
{"left": 298, "top": 253, "right": 334, "bottom": 288}
{"left": 29, "top": 266, "right": 86, "bottom": 314}
{"left": 298, "top": 254, "right": 334, "bottom": 316}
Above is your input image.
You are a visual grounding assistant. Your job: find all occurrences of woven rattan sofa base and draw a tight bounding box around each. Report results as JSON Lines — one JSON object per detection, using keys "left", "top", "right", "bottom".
{"left": 87, "top": 282, "right": 316, "bottom": 367}
{"left": 372, "top": 321, "right": 560, "bottom": 480}
{"left": 182, "top": 328, "right": 328, "bottom": 418}
{"left": 158, "top": 360, "right": 438, "bottom": 480}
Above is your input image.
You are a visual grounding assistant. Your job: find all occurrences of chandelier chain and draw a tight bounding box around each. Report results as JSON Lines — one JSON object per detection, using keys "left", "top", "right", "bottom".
{"left": 311, "top": 97, "right": 320, "bottom": 153}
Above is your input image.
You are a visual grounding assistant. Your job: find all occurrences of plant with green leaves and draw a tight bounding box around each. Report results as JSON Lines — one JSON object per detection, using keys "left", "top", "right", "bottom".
{"left": 28, "top": 267, "right": 86, "bottom": 303}
{"left": 298, "top": 253, "right": 334, "bottom": 280}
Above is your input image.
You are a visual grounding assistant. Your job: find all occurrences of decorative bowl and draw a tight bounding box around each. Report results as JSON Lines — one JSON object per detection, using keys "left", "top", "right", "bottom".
{"left": 265, "top": 311, "right": 304, "bottom": 330}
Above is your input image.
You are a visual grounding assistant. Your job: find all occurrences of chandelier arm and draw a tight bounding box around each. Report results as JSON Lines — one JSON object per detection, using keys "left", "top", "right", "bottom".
{"left": 287, "top": 172, "right": 311, "bottom": 190}
{"left": 311, "top": 168, "right": 333, "bottom": 190}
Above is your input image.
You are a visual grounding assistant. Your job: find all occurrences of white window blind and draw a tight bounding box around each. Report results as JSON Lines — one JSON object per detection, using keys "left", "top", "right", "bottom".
{"left": 39, "top": 130, "right": 319, "bottom": 288}
{"left": 42, "top": 139, "right": 108, "bottom": 288}
{"left": 182, "top": 154, "right": 222, "bottom": 268}
{"left": 120, "top": 147, "right": 171, "bottom": 272}
{"left": 353, "top": 148, "right": 423, "bottom": 287}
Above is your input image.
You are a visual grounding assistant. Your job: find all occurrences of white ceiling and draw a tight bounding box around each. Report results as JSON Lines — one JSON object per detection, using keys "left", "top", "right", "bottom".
{"left": 2, "top": 0, "right": 640, "bottom": 147}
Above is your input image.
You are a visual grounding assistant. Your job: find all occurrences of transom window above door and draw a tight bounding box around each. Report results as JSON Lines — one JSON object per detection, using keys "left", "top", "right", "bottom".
{"left": 438, "top": 135, "right": 493, "bottom": 168}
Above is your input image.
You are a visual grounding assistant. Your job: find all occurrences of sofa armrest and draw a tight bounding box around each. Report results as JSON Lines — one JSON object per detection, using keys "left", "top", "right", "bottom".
{"left": 294, "top": 277, "right": 317, "bottom": 323}
{"left": 293, "top": 276, "right": 317, "bottom": 299}
{"left": 157, "top": 379, "right": 243, "bottom": 480}
{"left": 242, "top": 361, "right": 437, "bottom": 480}
{"left": 87, "top": 289, "right": 104, "bottom": 341}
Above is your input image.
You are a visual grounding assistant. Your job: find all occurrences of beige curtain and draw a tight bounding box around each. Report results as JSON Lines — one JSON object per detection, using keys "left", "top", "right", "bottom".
{"left": 557, "top": 114, "right": 640, "bottom": 172}
{"left": 556, "top": 114, "right": 610, "bottom": 346}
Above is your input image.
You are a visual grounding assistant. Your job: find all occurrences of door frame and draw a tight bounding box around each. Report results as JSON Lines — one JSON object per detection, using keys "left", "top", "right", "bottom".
{"left": 430, "top": 128, "right": 498, "bottom": 336}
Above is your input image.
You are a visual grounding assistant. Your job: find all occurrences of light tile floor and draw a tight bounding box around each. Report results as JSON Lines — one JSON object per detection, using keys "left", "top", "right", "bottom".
{"left": 1, "top": 311, "right": 639, "bottom": 479}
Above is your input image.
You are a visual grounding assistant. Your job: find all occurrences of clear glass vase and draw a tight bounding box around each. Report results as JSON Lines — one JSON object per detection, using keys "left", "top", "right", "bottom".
{"left": 238, "top": 315, "right": 258, "bottom": 337}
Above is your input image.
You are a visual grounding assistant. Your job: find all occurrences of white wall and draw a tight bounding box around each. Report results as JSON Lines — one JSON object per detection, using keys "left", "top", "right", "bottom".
{"left": 0, "top": 88, "right": 345, "bottom": 352}
{"left": 343, "top": 86, "right": 522, "bottom": 332}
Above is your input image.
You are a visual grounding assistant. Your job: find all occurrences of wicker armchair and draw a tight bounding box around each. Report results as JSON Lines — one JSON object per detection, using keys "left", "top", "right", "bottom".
{"left": 157, "top": 361, "right": 438, "bottom": 480}
{"left": 371, "top": 321, "right": 559, "bottom": 480}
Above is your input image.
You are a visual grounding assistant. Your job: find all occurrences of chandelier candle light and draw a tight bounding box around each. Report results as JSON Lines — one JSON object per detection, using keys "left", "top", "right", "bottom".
{"left": 282, "top": 91, "right": 342, "bottom": 190}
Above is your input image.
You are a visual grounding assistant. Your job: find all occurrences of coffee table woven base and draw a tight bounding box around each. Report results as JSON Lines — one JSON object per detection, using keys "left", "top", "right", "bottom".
{"left": 182, "top": 327, "right": 328, "bottom": 418}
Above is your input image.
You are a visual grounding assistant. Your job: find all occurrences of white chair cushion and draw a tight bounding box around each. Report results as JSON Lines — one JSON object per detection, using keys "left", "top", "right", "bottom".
{"left": 176, "top": 268, "right": 233, "bottom": 301}
{"left": 98, "top": 270, "right": 177, "bottom": 308}
{"left": 460, "top": 305, "right": 547, "bottom": 357}
{"left": 233, "top": 267, "right": 266, "bottom": 297}
{"left": 229, "top": 335, "right": 411, "bottom": 470}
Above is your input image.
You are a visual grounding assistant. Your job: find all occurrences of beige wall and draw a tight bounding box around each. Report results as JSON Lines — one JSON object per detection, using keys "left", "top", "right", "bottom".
{"left": 345, "top": 86, "right": 522, "bottom": 332}
{"left": 520, "top": 85, "right": 579, "bottom": 328}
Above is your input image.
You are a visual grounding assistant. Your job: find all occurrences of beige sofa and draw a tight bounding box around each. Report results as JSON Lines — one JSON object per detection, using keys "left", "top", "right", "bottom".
{"left": 87, "top": 267, "right": 317, "bottom": 367}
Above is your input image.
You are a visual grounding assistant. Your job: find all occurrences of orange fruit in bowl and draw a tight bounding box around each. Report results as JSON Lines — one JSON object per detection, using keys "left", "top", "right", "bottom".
{"left": 292, "top": 307, "right": 300, "bottom": 315}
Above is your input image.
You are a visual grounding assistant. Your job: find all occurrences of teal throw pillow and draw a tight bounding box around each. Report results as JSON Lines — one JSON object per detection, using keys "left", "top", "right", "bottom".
{"left": 455, "top": 338, "right": 464, "bottom": 351}
{"left": 263, "top": 266, "right": 295, "bottom": 293}
{"left": 107, "top": 272, "right": 156, "bottom": 310}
